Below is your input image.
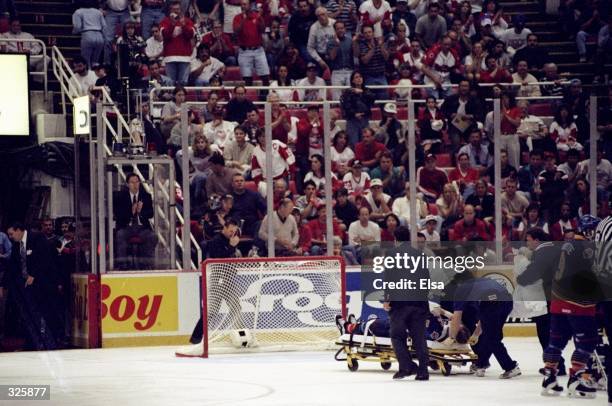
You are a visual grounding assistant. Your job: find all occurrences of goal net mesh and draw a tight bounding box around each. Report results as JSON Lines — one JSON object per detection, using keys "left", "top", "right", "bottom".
{"left": 204, "top": 256, "right": 345, "bottom": 354}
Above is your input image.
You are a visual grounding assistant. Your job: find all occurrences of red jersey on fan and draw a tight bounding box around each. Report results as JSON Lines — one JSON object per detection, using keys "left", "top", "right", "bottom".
{"left": 233, "top": 10, "right": 265, "bottom": 48}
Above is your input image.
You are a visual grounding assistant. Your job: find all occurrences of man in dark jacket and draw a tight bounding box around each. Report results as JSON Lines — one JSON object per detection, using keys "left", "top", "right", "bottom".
{"left": 440, "top": 80, "right": 485, "bottom": 149}
{"left": 189, "top": 218, "right": 241, "bottom": 343}
{"left": 2, "top": 222, "right": 58, "bottom": 350}
{"left": 114, "top": 173, "right": 157, "bottom": 269}
{"left": 288, "top": 0, "right": 317, "bottom": 62}
{"left": 229, "top": 173, "right": 266, "bottom": 237}
{"left": 516, "top": 227, "right": 566, "bottom": 374}
{"left": 384, "top": 226, "right": 430, "bottom": 380}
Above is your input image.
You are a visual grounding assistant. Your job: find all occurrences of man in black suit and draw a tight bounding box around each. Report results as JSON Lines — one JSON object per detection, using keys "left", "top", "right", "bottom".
{"left": 114, "top": 173, "right": 157, "bottom": 270}
{"left": 1, "top": 222, "right": 57, "bottom": 350}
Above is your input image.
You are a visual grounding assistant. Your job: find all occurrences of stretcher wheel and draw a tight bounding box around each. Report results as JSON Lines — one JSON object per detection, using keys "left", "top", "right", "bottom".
{"left": 441, "top": 362, "right": 452, "bottom": 376}
{"left": 381, "top": 362, "right": 392, "bottom": 370}
{"left": 347, "top": 359, "right": 359, "bottom": 371}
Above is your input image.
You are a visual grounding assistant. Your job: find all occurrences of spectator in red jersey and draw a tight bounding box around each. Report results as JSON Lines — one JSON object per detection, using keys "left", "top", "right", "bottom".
{"left": 266, "top": 92, "right": 291, "bottom": 144}
{"left": 354, "top": 127, "right": 387, "bottom": 170}
{"left": 251, "top": 129, "right": 296, "bottom": 193}
{"left": 359, "top": 0, "right": 392, "bottom": 39}
{"left": 307, "top": 207, "right": 345, "bottom": 254}
{"left": 292, "top": 206, "right": 314, "bottom": 254}
{"left": 160, "top": 1, "right": 195, "bottom": 85}
{"left": 417, "top": 153, "right": 449, "bottom": 202}
{"left": 233, "top": 0, "right": 270, "bottom": 87}
{"left": 452, "top": 204, "right": 490, "bottom": 241}
{"left": 449, "top": 152, "right": 480, "bottom": 200}
{"left": 421, "top": 35, "right": 462, "bottom": 99}
{"left": 200, "top": 19, "right": 237, "bottom": 66}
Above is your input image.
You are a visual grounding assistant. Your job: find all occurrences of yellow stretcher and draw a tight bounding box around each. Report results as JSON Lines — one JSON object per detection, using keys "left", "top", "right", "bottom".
{"left": 334, "top": 333, "right": 478, "bottom": 376}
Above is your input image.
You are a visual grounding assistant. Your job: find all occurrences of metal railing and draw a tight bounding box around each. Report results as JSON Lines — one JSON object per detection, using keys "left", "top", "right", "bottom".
{"left": 148, "top": 81, "right": 571, "bottom": 113}
{"left": 0, "top": 37, "right": 49, "bottom": 99}
{"left": 51, "top": 46, "right": 201, "bottom": 271}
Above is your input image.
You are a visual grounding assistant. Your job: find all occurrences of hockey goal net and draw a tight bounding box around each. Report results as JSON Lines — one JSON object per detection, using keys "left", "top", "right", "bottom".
{"left": 177, "top": 256, "right": 346, "bottom": 358}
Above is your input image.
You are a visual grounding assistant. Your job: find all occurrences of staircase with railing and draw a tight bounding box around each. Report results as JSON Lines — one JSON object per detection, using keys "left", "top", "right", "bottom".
{"left": 51, "top": 44, "right": 201, "bottom": 271}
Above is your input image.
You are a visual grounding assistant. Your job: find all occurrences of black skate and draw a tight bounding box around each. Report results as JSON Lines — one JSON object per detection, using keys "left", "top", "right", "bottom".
{"left": 541, "top": 369, "right": 563, "bottom": 397}
{"left": 567, "top": 371, "right": 597, "bottom": 399}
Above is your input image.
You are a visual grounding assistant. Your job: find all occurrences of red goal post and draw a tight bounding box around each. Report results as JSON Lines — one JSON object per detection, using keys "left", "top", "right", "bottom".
{"left": 201, "top": 256, "right": 346, "bottom": 358}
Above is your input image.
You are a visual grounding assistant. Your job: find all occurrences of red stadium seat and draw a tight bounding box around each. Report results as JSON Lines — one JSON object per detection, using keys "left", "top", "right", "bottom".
{"left": 436, "top": 153, "right": 452, "bottom": 167}
{"left": 224, "top": 67, "right": 242, "bottom": 81}
{"left": 528, "top": 103, "right": 553, "bottom": 116}
{"left": 244, "top": 181, "right": 258, "bottom": 193}
{"left": 428, "top": 203, "right": 438, "bottom": 215}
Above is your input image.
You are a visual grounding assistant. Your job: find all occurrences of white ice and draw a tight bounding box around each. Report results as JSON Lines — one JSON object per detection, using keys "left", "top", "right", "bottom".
{"left": 0, "top": 337, "right": 607, "bottom": 406}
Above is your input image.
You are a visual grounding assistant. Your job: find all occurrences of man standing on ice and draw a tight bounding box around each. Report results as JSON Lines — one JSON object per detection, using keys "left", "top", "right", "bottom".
{"left": 383, "top": 226, "right": 430, "bottom": 380}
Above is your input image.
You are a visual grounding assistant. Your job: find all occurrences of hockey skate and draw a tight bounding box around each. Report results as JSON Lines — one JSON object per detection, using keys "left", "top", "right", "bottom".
{"left": 541, "top": 369, "right": 563, "bottom": 396}
{"left": 567, "top": 370, "right": 597, "bottom": 399}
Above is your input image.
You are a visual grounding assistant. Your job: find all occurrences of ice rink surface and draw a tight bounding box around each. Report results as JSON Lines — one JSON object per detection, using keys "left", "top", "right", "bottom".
{"left": 0, "top": 337, "right": 607, "bottom": 406}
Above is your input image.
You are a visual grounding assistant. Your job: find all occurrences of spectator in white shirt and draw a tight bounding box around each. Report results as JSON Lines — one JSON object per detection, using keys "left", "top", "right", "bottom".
{"left": 144, "top": 23, "right": 164, "bottom": 61}
{"left": 203, "top": 106, "right": 236, "bottom": 150}
{"left": 392, "top": 182, "right": 428, "bottom": 227}
{"left": 1, "top": 18, "right": 49, "bottom": 79}
{"left": 296, "top": 62, "right": 327, "bottom": 101}
{"left": 498, "top": 15, "right": 532, "bottom": 55}
{"left": 512, "top": 59, "right": 541, "bottom": 97}
{"left": 190, "top": 44, "right": 225, "bottom": 86}
{"left": 420, "top": 215, "right": 441, "bottom": 242}
{"left": 307, "top": 7, "right": 336, "bottom": 73}
{"left": 348, "top": 206, "right": 381, "bottom": 247}
{"left": 72, "top": 56, "right": 98, "bottom": 96}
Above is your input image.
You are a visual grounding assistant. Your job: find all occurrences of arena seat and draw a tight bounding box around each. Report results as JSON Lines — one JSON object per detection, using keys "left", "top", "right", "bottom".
{"left": 245, "top": 181, "right": 258, "bottom": 193}
{"left": 436, "top": 153, "right": 452, "bottom": 167}
{"left": 428, "top": 203, "right": 438, "bottom": 215}
{"left": 528, "top": 103, "right": 553, "bottom": 116}
{"left": 224, "top": 67, "right": 242, "bottom": 81}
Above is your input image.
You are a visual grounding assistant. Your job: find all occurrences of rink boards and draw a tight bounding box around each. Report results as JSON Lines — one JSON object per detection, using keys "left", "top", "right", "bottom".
{"left": 70, "top": 265, "right": 534, "bottom": 348}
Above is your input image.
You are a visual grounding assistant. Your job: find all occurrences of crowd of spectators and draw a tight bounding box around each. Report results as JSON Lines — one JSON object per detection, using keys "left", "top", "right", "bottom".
{"left": 61, "top": 0, "right": 611, "bottom": 265}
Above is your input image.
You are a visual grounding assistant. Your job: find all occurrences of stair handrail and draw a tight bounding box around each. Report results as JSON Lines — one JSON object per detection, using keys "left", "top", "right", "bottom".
{"left": 0, "top": 37, "right": 48, "bottom": 99}
{"left": 51, "top": 45, "right": 82, "bottom": 114}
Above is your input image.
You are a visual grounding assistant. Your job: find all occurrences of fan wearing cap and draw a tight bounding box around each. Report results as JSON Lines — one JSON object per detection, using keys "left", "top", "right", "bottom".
{"left": 420, "top": 215, "right": 441, "bottom": 242}
{"left": 416, "top": 153, "right": 448, "bottom": 201}
{"left": 498, "top": 15, "right": 532, "bottom": 55}
{"left": 342, "top": 160, "right": 372, "bottom": 198}
{"left": 202, "top": 106, "right": 236, "bottom": 150}
{"left": 296, "top": 62, "right": 327, "bottom": 101}
{"left": 362, "top": 178, "right": 392, "bottom": 224}
{"left": 376, "top": 102, "right": 405, "bottom": 152}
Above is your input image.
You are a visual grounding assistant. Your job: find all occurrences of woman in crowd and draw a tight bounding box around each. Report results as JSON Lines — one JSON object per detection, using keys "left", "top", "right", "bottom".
{"left": 465, "top": 179, "right": 495, "bottom": 223}
{"left": 381, "top": 213, "right": 400, "bottom": 242}
{"left": 568, "top": 176, "right": 591, "bottom": 217}
{"left": 115, "top": 21, "right": 146, "bottom": 80}
{"left": 269, "top": 64, "right": 296, "bottom": 102}
{"left": 303, "top": 154, "right": 338, "bottom": 196}
{"left": 464, "top": 41, "right": 487, "bottom": 82}
{"left": 549, "top": 105, "right": 582, "bottom": 152}
{"left": 340, "top": 71, "right": 375, "bottom": 146}
{"left": 175, "top": 133, "right": 215, "bottom": 207}
{"left": 417, "top": 96, "right": 446, "bottom": 154}
{"left": 517, "top": 202, "right": 549, "bottom": 239}
{"left": 330, "top": 131, "right": 355, "bottom": 179}
{"left": 436, "top": 183, "right": 464, "bottom": 237}
{"left": 161, "top": 85, "right": 187, "bottom": 140}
